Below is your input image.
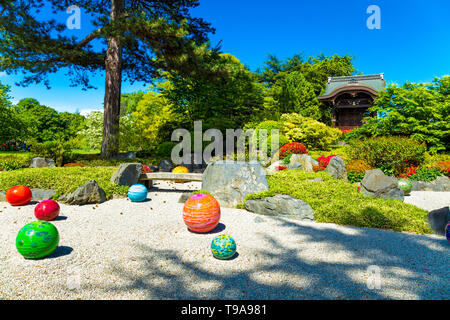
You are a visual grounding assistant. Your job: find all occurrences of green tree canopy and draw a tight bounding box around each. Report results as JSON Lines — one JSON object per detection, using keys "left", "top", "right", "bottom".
{"left": 353, "top": 76, "right": 450, "bottom": 153}
{"left": 0, "top": 0, "right": 216, "bottom": 157}
{"left": 164, "top": 53, "right": 265, "bottom": 131}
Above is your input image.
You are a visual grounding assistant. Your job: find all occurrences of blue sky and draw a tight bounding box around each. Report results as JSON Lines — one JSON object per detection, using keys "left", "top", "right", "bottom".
{"left": 1, "top": 0, "right": 449, "bottom": 114}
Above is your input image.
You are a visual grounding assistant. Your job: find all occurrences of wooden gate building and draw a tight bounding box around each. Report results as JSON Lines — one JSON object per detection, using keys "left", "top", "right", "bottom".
{"left": 318, "top": 74, "right": 385, "bottom": 130}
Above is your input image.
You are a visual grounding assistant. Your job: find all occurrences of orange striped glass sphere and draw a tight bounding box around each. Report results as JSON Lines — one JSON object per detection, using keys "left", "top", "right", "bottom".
{"left": 183, "top": 193, "right": 221, "bottom": 233}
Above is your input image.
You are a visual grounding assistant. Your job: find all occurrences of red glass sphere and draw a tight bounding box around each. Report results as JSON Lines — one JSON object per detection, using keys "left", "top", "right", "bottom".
{"left": 6, "top": 185, "right": 32, "bottom": 206}
{"left": 34, "top": 200, "right": 60, "bottom": 221}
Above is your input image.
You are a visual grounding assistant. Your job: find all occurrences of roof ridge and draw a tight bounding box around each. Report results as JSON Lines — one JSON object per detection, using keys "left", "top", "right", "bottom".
{"left": 328, "top": 74, "right": 384, "bottom": 83}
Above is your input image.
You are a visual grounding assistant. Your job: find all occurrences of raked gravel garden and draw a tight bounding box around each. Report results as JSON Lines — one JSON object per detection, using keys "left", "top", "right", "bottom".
{"left": 0, "top": 180, "right": 448, "bottom": 300}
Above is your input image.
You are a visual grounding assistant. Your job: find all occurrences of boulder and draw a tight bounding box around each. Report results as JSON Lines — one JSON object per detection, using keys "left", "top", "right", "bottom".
{"left": 267, "top": 160, "right": 285, "bottom": 171}
{"left": 325, "top": 156, "right": 347, "bottom": 180}
{"left": 178, "top": 153, "right": 207, "bottom": 173}
{"left": 427, "top": 207, "right": 450, "bottom": 236}
{"left": 360, "top": 169, "right": 404, "bottom": 200}
{"left": 245, "top": 194, "right": 314, "bottom": 220}
{"left": 270, "top": 149, "right": 281, "bottom": 164}
{"left": 59, "top": 180, "right": 106, "bottom": 205}
{"left": 289, "top": 154, "right": 316, "bottom": 172}
{"left": 110, "top": 163, "right": 143, "bottom": 186}
{"left": 159, "top": 160, "right": 174, "bottom": 172}
{"left": 202, "top": 161, "right": 269, "bottom": 207}
{"left": 29, "top": 157, "right": 56, "bottom": 168}
{"left": 412, "top": 176, "right": 450, "bottom": 192}
{"left": 110, "top": 151, "right": 136, "bottom": 160}
{"left": 31, "top": 189, "right": 56, "bottom": 201}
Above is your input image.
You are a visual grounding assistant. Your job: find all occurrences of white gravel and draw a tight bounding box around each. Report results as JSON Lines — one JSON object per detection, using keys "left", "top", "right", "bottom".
{"left": 404, "top": 191, "right": 450, "bottom": 211}
{"left": 0, "top": 182, "right": 448, "bottom": 300}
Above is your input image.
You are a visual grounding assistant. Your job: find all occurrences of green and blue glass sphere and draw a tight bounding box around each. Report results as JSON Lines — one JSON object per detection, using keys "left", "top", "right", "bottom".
{"left": 397, "top": 178, "right": 412, "bottom": 196}
{"left": 128, "top": 184, "right": 148, "bottom": 202}
{"left": 211, "top": 234, "right": 237, "bottom": 260}
{"left": 16, "top": 221, "right": 59, "bottom": 259}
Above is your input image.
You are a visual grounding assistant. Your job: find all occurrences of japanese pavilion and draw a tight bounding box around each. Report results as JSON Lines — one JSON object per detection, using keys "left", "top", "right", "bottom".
{"left": 318, "top": 74, "right": 386, "bottom": 130}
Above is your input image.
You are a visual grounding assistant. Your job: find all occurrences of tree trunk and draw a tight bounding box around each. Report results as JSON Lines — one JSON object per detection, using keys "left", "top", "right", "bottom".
{"left": 101, "top": 0, "right": 124, "bottom": 158}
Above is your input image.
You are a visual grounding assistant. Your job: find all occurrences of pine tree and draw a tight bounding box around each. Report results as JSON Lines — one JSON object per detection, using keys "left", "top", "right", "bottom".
{"left": 0, "top": 0, "right": 215, "bottom": 157}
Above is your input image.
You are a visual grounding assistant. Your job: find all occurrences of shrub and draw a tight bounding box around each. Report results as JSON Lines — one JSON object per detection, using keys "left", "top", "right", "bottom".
{"left": 346, "top": 159, "right": 373, "bottom": 174}
{"left": 348, "top": 136, "right": 426, "bottom": 176}
{"left": 261, "top": 133, "right": 288, "bottom": 157}
{"left": 0, "top": 157, "right": 28, "bottom": 171}
{"left": 63, "top": 163, "right": 85, "bottom": 167}
{"left": 278, "top": 142, "right": 308, "bottom": 159}
{"left": 31, "top": 140, "right": 74, "bottom": 166}
{"left": 156, "top": 141, "right": 178, "bottom": 157}
{"left": 347, "top": 172, "right": 365, "bottom": 183}
{"left": 401, "top": 166, "right": 443, "bottom": 181}
{"left": 313, "top": 164, "right": 326, "bottom": 172}
{"left": 436, "top": 161, "right": 450, "bottom": 177}
{"left": 142, "top": 164, "right": 153, "bottom": 173}
{"left": 317, "top": 154, "right": 338, "bottom": 167}
{"left": 280, "top": 113, "right": 342, "bottom": 150}
{"left": 357, "top": 77, "right": 450, "bottom": 153}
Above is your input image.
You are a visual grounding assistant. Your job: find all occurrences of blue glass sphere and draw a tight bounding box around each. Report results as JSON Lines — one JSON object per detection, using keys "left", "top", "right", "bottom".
{"left": 128, "top": 184, "right": 148, "bottom": 202}
{"left": 446, "top": 223, "right": 450, "bottom": 243}
{"left": 211, "top": 234, "right": 237, "bottom": 260}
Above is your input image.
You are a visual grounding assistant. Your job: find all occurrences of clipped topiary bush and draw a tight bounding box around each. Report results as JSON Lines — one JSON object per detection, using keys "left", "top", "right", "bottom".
{"left": 278, "top": 142, "right": 308, "bottom": 159}
{"left": 348, "top": 136, "right": 426, "bottom": 176}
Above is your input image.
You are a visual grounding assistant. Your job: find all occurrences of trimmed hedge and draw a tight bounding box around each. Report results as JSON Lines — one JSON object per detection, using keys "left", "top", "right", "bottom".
{"left": 244, "top": 170, "right": 431, "bottom": 234}
{"left": 0, "top": 167, "right": 129, "bottom": 199}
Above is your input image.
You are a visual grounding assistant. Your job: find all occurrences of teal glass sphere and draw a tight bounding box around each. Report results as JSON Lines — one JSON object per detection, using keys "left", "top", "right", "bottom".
{"left": 211, "top": 234, "right": 236, "bottom": 260}
{"left": 128, "top": 184, "right": 148, "bottom": 202}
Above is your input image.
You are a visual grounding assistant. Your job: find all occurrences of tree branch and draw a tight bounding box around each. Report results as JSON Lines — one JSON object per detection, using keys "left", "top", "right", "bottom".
{"left": 74, "top": 27, "right": 104, "bottom": 50}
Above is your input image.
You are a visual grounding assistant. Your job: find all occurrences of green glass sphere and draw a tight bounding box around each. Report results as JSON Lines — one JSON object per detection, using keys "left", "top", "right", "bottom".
{"left": 16, "top": 221, "right": 59, "bottom": 259}
{"left": 397, "top": 178, "right": 412, "bottom": 196}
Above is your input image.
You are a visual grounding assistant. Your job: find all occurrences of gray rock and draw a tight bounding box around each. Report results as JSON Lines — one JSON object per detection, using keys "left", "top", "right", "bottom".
{"left": 178, "top": 153, "right": 207, "bottom": 173}
{"left": 325, "top": 156, "right": 347, "bottom": 180}
{"left": 202, "top": 161, "right": 269, "bottom": 208}
{"left": 427, "top": 207, "right": 450, "bottom": 236}
{"left": 31, "top": 189, "right": 56, "bottom": 201}
{"left": 0, "top": 192, "right": 5, "bottom": 202}
{"left": 159, "top": 160, "right": 174, "bottom": 172}
{"left": 245, "top": 194, "right": 314, "bottom": 220}
{"left": 178, "top": 192, "right": 193, "bottom": 203}
{"left": 360, "top": 169, "right": 404, "bottom": 200}
{"left": 289, "top": 162, "right": 303, "bottom": 170}
{"left": 110, "top": 151, "right": 136, "bottom": 159}
{"left": 59, "top": 180, "right": 106, "bottom": 205}
{"left": 412, "top": 176, "right": 450, "bottom": 192}
{"left": 267, "top": 160, "right": 285, "bottom": 171}
{"left": 29, "top": 157, "right": 56, "bottom": 168}
{"left": 110, "top": 163, "right": 143, "bottom": 186}
{"left": 289, "top": 154, "right": 315, "bottom": 172}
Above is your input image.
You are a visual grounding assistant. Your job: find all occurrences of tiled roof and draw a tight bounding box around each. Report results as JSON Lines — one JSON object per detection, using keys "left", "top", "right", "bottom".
{"left": 319, "top": 74, "right": 386, "bottom": 97}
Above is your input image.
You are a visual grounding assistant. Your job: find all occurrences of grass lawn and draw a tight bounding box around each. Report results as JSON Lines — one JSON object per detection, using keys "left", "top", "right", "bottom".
{"left": 0, "top": 167, "right": 129, "bottom": 199}
{"left": 244, "top": 169, "right": 431, "bottom": 234}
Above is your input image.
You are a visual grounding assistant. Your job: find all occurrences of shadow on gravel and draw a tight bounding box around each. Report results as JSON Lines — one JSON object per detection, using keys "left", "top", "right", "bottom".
{"left": 98, "top": 217, "right": 449, "bottom": 300}
{"left": 47, "top": 246, "right": 73, "bottom": 259}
